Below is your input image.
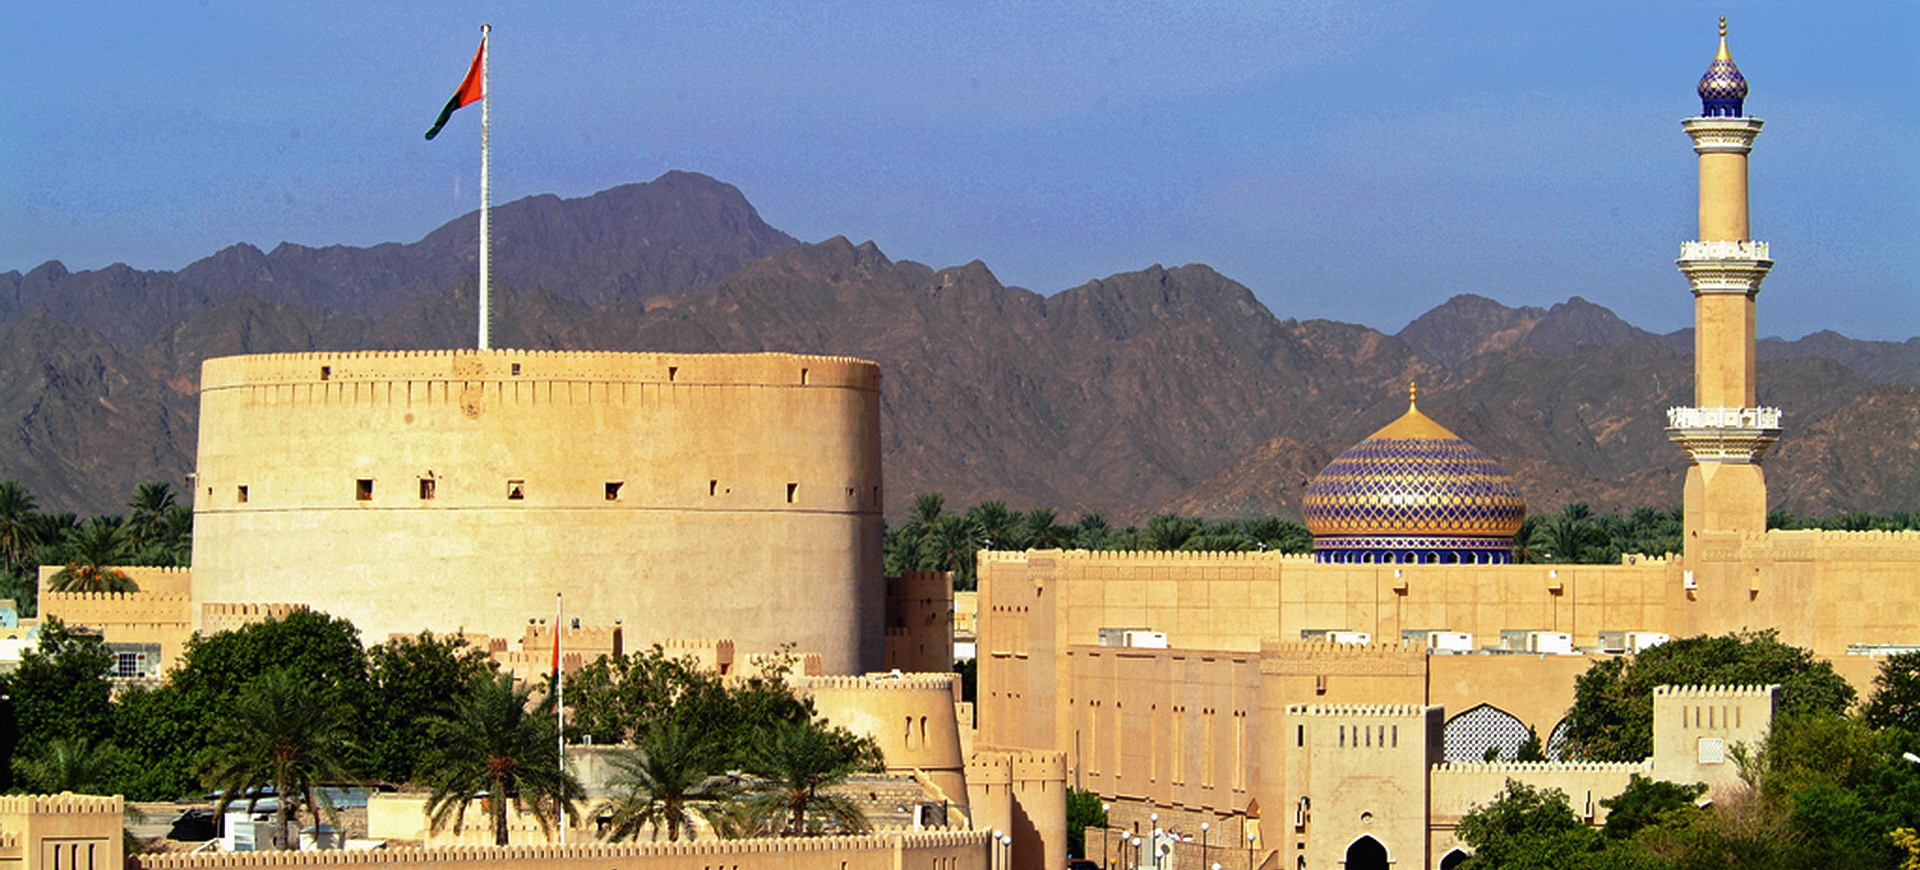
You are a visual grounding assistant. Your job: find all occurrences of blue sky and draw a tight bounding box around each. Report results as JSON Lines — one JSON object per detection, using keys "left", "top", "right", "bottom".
{"left": 4, "top": 1, "right": 1915, "bottom": 340}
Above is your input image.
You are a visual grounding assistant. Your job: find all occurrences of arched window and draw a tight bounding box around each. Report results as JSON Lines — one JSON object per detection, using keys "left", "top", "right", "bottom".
{"left": 1443, "top": 703, "right": 1530, "bottom": 762}
{"left": 1546, "top": 717, "right": 1574, "bottom": 761}
{"left": 1345, "top": 835, "right": 1389, "bottom": 870}
{"left": 1440, "top": 847, "right": 1470, "bottom": 870}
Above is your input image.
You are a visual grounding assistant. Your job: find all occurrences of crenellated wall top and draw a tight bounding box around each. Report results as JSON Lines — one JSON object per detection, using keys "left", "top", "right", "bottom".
{"left": 131, "top": 829, "right": 987, "bottom": 869}
{"left": 1285, "top": 703, "right": 1436, "bottom": 718}
{"left": 1653, "top": 684, "right": 1779, "bottom": 699}
{"left": 982, "top": 549, "right": 1313, "bottom": 566}
{"left": 1259, "top": 639, "right": 1424, "bottom": 660}
{"left": 201, "top": 349, "right": 880, "bottom": 392}
{"left": 801, "top": 672, "right": 958, "bottom": 693}
{"left": 1431, "top": 760, "right": 1653, "bottom": 775}
{"left": 0, "top": 792, "right": 125, "bottom": 815}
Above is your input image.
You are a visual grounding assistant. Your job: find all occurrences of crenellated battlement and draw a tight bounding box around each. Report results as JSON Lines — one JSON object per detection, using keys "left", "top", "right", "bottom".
{"left": 0, "top": 793, "right": 124, "bottom": 815}
{"left": 201, "top": 350, "right": 881, "bottom": 394}
{"left": 802, "top": 672, "right": 958, "bottom": 693}
{"left": 132, "top": 829, "right": 988, "bottom": 869}
{"left": 1286, "top": 703, "right": 1433, "bottom": 718}
{"left": 1432, "top": 760, "right": 1653, "bottom": 775}
{"left": 1653, "top": 684, "right": 1779, "bottom": 699}
{"left": 1259, "top": 639, "right": 1423, "bottom": 659}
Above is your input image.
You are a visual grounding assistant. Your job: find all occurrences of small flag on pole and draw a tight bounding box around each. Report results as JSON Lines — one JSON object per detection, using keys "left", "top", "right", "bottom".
{"left": 424, "top": 37, "right": 486, "bottom": 140}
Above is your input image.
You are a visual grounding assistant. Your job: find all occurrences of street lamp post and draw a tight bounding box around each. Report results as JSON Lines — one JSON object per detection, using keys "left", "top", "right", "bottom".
{"left": 1246, "top": 831, "right": 1257, "bottom": 870}
{"left": 1103, "top": 804, "right": 1113, "bottom": 870}
{"left": 1201, "top": 821, "right": 1210, "bottom": 870}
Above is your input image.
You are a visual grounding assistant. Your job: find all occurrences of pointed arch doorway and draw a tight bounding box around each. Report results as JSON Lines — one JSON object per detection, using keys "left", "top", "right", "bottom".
{"left": 1344, "top": 835, "right": 1389, "bottom": 870}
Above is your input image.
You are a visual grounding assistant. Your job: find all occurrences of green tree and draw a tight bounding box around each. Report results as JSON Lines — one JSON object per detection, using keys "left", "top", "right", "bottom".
{"left": 204, "top": 669, "right": 358, "bottom": 851}
{"left": 419, "top": 673, "right": 583, "bottom": 846}
{"left": 109, "top": 682, "right": 203, "bottom": 800}
{"left": 48, "top": 520, "right": 136, "bottom": 593}
{"left": 1562, "top": 631, "right": 1854, "bottom": 762}
{"left": 1863, "top": 651, "right": 1920, "bottom": 732}
{"left": 564, "top": 647, "right": 727, "bottom": 746}
{"left": 123, "top": 482, "right": 177, "bottom": 551}
{"left": 598, "top": 721, "right": 733, "bottom": 842}
{"left": 128, "top": 610, "right": 370, "bottom": 801}
{"left": 1599, "top": 775, "right": 1705, "bottom": 840}
{"left": 12, "top": 733, "right": 125, "bottom": 793}
{"left": 1023, "top": 508, "right": 1068, "bottom": 550}
{"left": 1065, "top": 787, "right": 1108, "bottom": 858}
{"left": 1454, "top": 780, "right": 1660, "bottom": 869}
{"left": 739, "top": 717, "right": 883, "bottom": 836}
{"left": 4, "top": 618, "right": 114, "bottom": 759}
{"left": 364, "top": 631, "right": 496, "bottom": 782}
{"left": 0, "top": 481, "right": 40, "bottom": 577}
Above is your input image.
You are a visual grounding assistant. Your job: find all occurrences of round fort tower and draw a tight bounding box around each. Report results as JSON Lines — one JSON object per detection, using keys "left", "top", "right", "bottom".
{"left": 190, "top": 349, "right": 883, "bottom": 672}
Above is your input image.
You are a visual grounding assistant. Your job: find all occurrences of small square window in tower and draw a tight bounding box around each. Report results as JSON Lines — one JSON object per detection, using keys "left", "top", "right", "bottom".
{"left": 605, "top": 481, "right": 623, "bottom": 501}
{"left": 786, "top": 483, "right": 798, "bottom": 504}
{"left": 510, "top": 363, "right": 522, "bottom": 376}
{"left": 236, "top": 485, "right": 248, "bottom": 504}
{"left": 419, "top": 478, "right": 436, "bottom": 500}
{"left": 507, "top": 479, "right": 525, "bottom": 500}
{"left": 320, "top": 365, "right": 332, "bottom": 381}
{"left": 356, "top": 479, "right": 374, "bottom": 501}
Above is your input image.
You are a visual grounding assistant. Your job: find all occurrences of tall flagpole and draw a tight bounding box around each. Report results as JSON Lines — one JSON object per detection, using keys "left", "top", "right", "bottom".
{"left": 555, "top": 593, "right": 565, "bottom": 843}
{"left": 478, "top": 23, "right": 492, "bottom": 351}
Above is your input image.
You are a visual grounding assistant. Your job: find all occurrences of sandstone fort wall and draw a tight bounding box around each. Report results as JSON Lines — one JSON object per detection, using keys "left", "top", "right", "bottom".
{"left": 190, "top": 350, "right": 884, "bottom": 672}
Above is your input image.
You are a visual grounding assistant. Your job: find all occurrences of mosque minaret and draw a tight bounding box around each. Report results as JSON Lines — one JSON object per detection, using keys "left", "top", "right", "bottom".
{"left": 1667, "top": 17, "right": 1781, "bottom": 545}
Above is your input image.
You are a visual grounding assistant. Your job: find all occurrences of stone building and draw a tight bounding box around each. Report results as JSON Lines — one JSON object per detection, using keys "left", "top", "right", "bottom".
{"left": 972, "top": 24, "right": 1920, "bottom": 869}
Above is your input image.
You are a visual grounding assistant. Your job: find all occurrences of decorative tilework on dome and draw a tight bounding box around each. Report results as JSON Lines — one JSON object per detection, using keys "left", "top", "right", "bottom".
{"left": 1304, "top": 437, "right": 1526, "bottom": 538}
{"left": 1698, "top": 28, "right": 1747, "bottom": 117}
{"left": 1303, "top": 396, "right": 1526, "bottom": 565}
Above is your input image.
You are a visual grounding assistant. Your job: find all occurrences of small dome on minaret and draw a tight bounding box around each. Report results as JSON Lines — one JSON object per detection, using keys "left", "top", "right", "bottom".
{"left": 1698, "top": 17, "right": 1749, "bottom": 117}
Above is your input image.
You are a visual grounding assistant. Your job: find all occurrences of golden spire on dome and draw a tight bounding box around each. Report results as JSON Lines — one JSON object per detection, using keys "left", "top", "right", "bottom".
{"left": 1717, "top": 17, "right": 1731, "bottom": 60}
{"left": 1409, "top": 381, "right": 1419, "bottom": 409}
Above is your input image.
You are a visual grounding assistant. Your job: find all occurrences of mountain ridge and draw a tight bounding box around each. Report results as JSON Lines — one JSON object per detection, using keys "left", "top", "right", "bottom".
{"left": 1, "top": 172, "right": 1914, "bottom": 521}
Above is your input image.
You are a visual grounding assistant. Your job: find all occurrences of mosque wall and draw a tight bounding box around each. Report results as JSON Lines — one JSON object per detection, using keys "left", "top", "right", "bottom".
{"left": 190, "top": 350, "right": 884, "bottom": 673}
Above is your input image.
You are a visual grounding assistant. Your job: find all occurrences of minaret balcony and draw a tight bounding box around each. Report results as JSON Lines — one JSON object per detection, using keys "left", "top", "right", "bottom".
{"left": 1682, "top": 116, "right": 1764, "bottom": 153}
{"left": 1677, "top": 241, "right": 1773, "bottom": 295}
{"left": 1666, "top": 406, "right": 1783, "bottom": 463}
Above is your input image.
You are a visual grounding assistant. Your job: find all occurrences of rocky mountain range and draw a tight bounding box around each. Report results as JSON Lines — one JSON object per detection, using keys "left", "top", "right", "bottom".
{"left": 3, "top": 171, "right": 1915, "bottom": 521}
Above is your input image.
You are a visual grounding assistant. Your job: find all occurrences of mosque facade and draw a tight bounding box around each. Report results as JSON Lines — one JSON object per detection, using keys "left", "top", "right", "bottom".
{"left": 972, "top": 23, "right": 1920, "bottom": 869}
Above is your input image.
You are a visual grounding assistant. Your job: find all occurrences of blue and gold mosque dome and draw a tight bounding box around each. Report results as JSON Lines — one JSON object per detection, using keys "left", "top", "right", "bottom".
{"left": 1302, "top": 385, "right": 1526, "bottom": 564}
{"left": 1698, "top": 17, "right": 1748, "bottom": 117}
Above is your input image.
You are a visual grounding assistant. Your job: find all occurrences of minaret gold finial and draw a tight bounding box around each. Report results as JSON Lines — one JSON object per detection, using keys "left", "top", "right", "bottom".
{"left": 1408, "top": 382, "right": 1419, "bottom": 409}
{"left": 1719, "top": 16, "right": 1726, "bottom": 38}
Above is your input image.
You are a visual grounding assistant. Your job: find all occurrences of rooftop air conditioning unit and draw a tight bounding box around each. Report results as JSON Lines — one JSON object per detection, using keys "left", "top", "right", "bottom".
{"left": 1122, "top": 630, "right": 1169, "bottom": 649}
{"left": 1526, "top": 632, "right": 1574, "bottom": 655}
{"left": 1425, "top": 631, "right": 1473, "bottom": 653}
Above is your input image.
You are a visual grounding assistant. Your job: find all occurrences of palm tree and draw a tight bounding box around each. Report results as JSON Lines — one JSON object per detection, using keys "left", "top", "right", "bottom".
{"left": 1023, "top": 508, "right": 1066, "bottom": 550}
{"left": 12, "top": 734, "right": 125, "bottom": 793}
{"left": 48, "top": 520, "right": 136, "bottom": 593}
{"left": 0, "top": 481, "right": 39, "bottom": 576}
{"left": 739, "top": 717, "right": 882, "bottom": 837}
{"left": 599, "top": 721, "right": 733, "bottom": 842}
{"left": 204, "top": 669, "right": 357, "bottom": 850}
{"left": 419, "top": 673, "right": 583, "bottom": 846}
{"left": 904, "top": 493, "right": 948, "bottom": 536}
{"left": 125, "top": 482, "right": 177, "bottom": 549}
